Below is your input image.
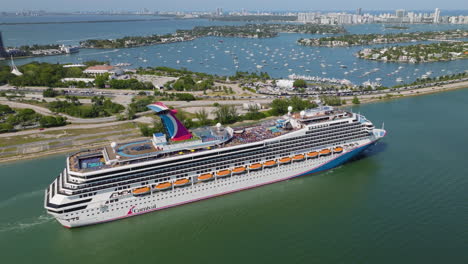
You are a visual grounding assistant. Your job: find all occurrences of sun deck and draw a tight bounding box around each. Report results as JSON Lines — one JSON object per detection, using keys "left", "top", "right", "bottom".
{"left": 68, "top": 107, "right": 352, "bottom": 173}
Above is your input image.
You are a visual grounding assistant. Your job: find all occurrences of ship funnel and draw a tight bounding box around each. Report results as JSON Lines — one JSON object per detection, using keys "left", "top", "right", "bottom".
{"left": 147, "top": 102, "right": 192, "bottom": 141}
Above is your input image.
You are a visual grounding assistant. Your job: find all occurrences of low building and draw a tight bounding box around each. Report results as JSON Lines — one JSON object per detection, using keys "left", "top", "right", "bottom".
{"left": 83, "top": 65, "right": 123, "bottom": 76}
{"left": 61, "top": 78, "right": 95, "bottom": 83}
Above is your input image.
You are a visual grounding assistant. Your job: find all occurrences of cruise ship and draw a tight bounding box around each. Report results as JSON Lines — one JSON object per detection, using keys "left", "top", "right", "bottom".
{"left": 44, "top": 102, "right": 386, "bottom": 228}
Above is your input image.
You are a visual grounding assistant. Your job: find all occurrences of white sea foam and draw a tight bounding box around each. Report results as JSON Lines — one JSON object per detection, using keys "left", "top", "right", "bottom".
{"left": 0, "top": 214, "right": 54, "bottom": 233}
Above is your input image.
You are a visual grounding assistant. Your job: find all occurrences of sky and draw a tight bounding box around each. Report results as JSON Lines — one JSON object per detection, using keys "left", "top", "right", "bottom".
{"left": 2, "top": 0, "right": 467, "bottom": 12}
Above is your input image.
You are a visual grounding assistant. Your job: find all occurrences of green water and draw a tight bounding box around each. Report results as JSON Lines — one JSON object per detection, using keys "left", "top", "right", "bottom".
{"left": 0, "top": 90, "right": 467, "bottom": 263}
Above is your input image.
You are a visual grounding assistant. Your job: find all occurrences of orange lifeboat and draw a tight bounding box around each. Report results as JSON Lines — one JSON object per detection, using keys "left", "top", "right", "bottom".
{"left": 307, "top": 151, "right": 319, "bottom": 158}
{"left": 263, "top": 160, "right": 276, "bottom": 167}
{"left": 293, "top": 154, "right": 305, "bottom": 161}
{"left": 217, "top": 169, "right": 231, "bottom": 178}
{"left": 232, "top": 167, "right": 246, "bottom": 174}
{"left": 174, "top": 178, "right": 190, "bottom": 187}
{"left": 198, "top": 173, "right": 213, "bottom": 181}
{"left": 319, "top": 149, "right": 331, "bottom": 156}
{"left": 279, "top": 157, "right": 292, "bottom": 164}
{"left": 249, "top": 163, "right": 262, "bottom": 170}
{"left": 334, "top": 147, "right": 343, "bottom": 153}
{"left": 132, "top": 186, "right": 150, "bottom": 196}
{"left": 154, "top": 182, "right": 172, "bottom": 191}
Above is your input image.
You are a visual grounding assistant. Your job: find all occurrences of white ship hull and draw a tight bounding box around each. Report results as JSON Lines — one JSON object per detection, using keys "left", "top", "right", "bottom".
{"left": 51, "top": 137, "right": 379, "bottom": 228}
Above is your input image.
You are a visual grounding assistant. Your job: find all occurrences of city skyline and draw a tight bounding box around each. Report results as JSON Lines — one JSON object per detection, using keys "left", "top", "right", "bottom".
{"left": 1, "top": 0, "right": 467, "bottom": 12}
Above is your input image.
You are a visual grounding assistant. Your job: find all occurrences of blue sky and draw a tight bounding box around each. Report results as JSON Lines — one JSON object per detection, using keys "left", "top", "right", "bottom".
{"left": 3, "top": 0, "right": 467, "bottom": 12}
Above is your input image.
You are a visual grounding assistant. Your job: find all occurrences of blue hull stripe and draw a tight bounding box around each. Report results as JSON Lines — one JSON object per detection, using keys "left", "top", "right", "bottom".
{"left": 292, "top": 141, "right": 376, "bottom": 178}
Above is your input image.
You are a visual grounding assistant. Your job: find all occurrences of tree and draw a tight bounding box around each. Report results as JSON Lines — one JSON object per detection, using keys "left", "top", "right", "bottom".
{"left": 43, "top": 87, "right": 59, "bottom": 98}
{"left": 320, "top": 95, "right": 342, "bottom": 106}
{"left": 352, "top": 96, "right": 360, "bottom": 105}
{"left": 270, "top": 98, "right": 289, "bottom": 115}
{"left": 0, "top": 104, "right": 14, "bottom": 115}
{"left": 94, "top": 74, "right": 108, "bottom": 88}
{"left": 139, "top": 121, "right": 165, "bottom": 137}
{"left": 39, "top": 116, "right": 67, "bottom": 128}
{"left": 213, "top": 105, "right": 238, "bottom": 124}
{"left": 0, "top": 123, "right": 14, "bottom": 133}
{"left": 293, "top": 79, "right": 307, "bottom": 88}
{"left": 289, "top": 96, "right": 314, "bottom": 111}
{"left": 195, "top": 108, "right": 210, "bottom": 126}
{"left": 244, "top": 104, "right": 266, "bottom": 120}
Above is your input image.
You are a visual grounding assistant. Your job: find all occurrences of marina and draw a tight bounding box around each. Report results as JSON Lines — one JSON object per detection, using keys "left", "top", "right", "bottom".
{"left": 1, "top": 87, "right": 467, "bottom": 262}
{"left": 1, "top": 18, "right": 467, "bottom": 87}
{"left": 0, "top": 11, "right": 468, "bottom": 264}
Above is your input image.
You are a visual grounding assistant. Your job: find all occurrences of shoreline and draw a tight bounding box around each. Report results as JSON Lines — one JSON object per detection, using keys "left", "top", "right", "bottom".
{"left": 1, "top": 80, "right": 468, "bottom": 164}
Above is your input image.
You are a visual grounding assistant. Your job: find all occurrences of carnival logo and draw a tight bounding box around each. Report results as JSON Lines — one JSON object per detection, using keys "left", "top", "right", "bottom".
{"left": 127, "top": 206, "right": 136, "bottom": 215}
{"left": 127, "top": 204, "right": 157, "bottom": 215}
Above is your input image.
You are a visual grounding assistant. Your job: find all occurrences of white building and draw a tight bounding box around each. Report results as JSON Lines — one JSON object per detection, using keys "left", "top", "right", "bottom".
{"left": 434, "top": 8, "right": 441, "bottom": 23}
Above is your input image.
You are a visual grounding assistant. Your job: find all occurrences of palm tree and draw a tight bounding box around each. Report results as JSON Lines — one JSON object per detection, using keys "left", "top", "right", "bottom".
{"left": 195, "top": 108, "right": 210, "bottom": 126}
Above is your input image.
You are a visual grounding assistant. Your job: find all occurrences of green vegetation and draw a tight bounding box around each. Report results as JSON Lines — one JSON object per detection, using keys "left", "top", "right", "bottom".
{"left": 213, "top": 105, "right": 239, "bottom": 125}
{"left": 0, "top": 105, "right": 66, "bottom": 133}
{"left": 81, "top": 24, "right": 346, "bottom": 49}
{"left": 108, "top": 79, "right": 154, "bottom": 90}
{"left": 165, "top": 75, "right": 213, "bottom": 92}
{"left": 269, "top": 96, "right": 317, "bottom": 115}
{"left": 352, "top": 96, "right": 361, "bottom": 105}
{"left": 195, "top": 109, "right": 210, "bottom": 126}
{"left": 47, "top": 96, "right": 124, "bottom": 118}
{"left": 39, "top": 115, "right": 67, "bottom": 128}
{"left": 298, "top": 30, "right": 467, "bottom": 47}
{"left": 358, "top": 42, "right": 468, "bottom": 63}
{"left": 139, "top": 122, "right": 165, "bottom": 137}
{"left": 0, "top": 62, "right": 85, "bottom": 87}
{"left": 230, "top": 71, "right": 271, "bottom": 81}
{"left": 43, "top": 87, "right": 61, "bottom": 98}
{"left": 0, "top": 61, "right": 156, "bottom": 90}
{"left": 293, "top": 79, "right": 307, "bottom": 88}
{"left": 320, "top": 96, "right": 343, "bottom": 106}
{"left": 0, "top": 104, "right": 14, "bottom": 116}
{"left": 243, "top": 104, "right": 266, "bottom": 120}
{"left": 128, "top": 96, "right": 155, "bottom": 114}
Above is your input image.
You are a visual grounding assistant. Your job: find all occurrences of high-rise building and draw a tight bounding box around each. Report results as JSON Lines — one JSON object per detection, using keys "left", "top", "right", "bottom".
{"left": 216, "top": 8, "right": 223, "bottom": 16}
{"left": 434, "top": 8, "right": 441, "bottom": 23}
{"left": 395, "top": 9, "right": 406, "bottom": 18}
{"left": 0, "top": 31, "right": 9, "bottom": 58}
{"left": 357, "top": 8, "right": 362, "bottom": 16}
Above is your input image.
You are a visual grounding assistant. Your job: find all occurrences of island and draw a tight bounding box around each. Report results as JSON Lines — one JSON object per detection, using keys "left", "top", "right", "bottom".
{"left": 384, "top": 25, "right": 410, "bottom": 30}
{"left": 297, "top": 30, "right": 467, "bottom": 47}
{"left": 80, "top": 24, "right": 346, "bottom": 49}
{"left": 356, "top": 41, "right": 468, "bottom": 63}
